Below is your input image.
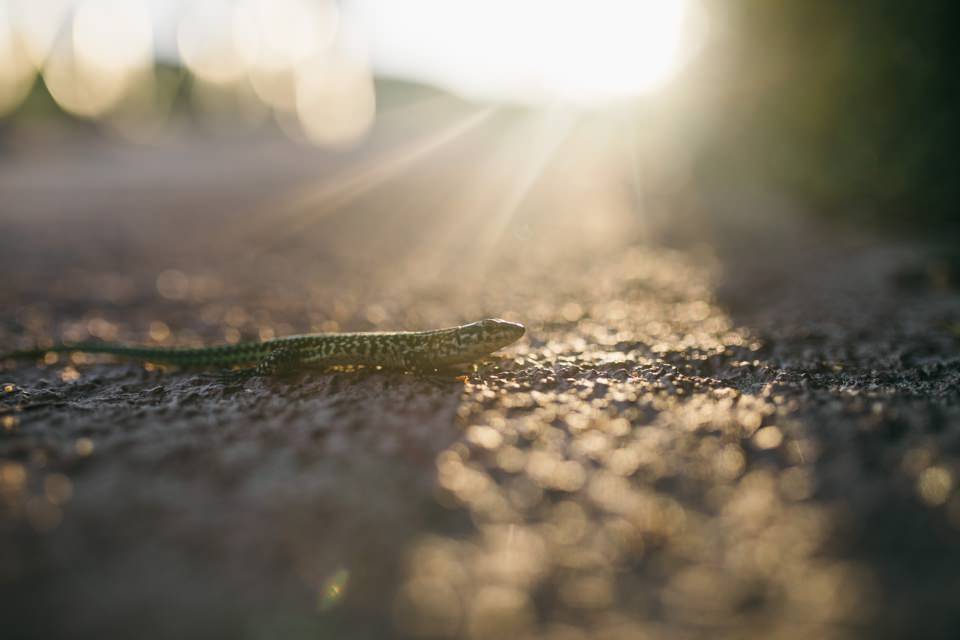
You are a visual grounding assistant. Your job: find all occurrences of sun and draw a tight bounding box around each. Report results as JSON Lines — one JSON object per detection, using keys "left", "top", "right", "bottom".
{"left": 347, "top": 0, "right": 696, "bottom": 105}
{"left": 501, "top": 0, "right": 693, "bottom": 102}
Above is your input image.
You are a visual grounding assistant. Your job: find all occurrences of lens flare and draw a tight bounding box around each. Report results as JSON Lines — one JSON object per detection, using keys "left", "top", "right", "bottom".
{"left": 318, "top": 568, "right": 350, "bottom": 611}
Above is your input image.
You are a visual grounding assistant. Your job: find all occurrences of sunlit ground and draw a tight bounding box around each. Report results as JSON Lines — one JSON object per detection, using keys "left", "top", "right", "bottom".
{"left": 3, "top": 115, "right": 959, "bottom": 636}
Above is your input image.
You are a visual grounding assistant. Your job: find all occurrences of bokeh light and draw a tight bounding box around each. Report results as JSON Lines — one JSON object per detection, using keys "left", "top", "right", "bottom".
{"left": 42, "top": 0, "right": 155, "bottom": 120}
{"left": 177, "top": 0, "right": 247, "bottom": 85}
{"left": 0, "top": 0, "right": 703, "bottom": 147}
{"left": 0, "top": 2, "right": 36, "bottom": 116}
{"left": 8, "top": 0, "right": 71, "bottom": 69}
{"left": 233, "top": 0, "right": 338, "bottom": 73}
{"left": 72, "top": 0, "right": 153, "bottom": 76}
{"left": 43, "top": 30, "right": 130, "bottom": 118}
{"left": 294, "top": 51, "right": 376, "bottom": 147}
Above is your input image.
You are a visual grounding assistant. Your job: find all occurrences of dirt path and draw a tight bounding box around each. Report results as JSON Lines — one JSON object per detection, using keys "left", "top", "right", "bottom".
{"left": 2, "top": 108, "right": 959, "bottom": 639}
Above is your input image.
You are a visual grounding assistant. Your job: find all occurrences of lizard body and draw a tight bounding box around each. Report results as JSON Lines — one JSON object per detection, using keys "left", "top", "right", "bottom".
{"left": 1, "top": 318, "right": 525, "bottom": 375}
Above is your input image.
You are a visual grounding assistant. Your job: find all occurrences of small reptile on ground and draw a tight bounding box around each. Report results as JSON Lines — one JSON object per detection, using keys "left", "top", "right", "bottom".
{"left": 0, "top": 318, "right": 526, "bottom": 375}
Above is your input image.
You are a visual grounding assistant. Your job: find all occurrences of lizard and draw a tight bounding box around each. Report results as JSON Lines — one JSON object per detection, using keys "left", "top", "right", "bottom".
{"left": 0, "top": 318, "right": 526, "bottom": 376}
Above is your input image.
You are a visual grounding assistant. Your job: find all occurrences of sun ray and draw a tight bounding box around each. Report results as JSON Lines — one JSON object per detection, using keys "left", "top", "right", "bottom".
{"left": 372, "top": 107, "right": 580, "bottom": 290}
{"left": 472, "top": 109, "right": 577, "bottom": 266}
{"left": 222, "top": 97, "right": 497, "bottom": 257}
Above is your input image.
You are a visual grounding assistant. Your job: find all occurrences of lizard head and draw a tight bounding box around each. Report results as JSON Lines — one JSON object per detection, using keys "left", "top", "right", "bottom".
{"left": 452, "top": 318, "right": 526, "bottom": 361}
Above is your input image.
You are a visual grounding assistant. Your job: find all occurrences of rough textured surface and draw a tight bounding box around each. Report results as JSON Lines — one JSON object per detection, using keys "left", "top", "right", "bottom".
{"left": 2, "top": 110, "right": 959, "bottom": 639}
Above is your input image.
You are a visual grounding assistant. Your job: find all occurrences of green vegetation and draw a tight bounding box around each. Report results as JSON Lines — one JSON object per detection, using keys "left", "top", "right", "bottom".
{"left": 695, "top": 1, "right": 960, "bottom": 233}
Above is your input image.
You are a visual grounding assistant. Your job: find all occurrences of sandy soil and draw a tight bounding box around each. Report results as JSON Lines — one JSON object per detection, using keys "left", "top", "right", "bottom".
{"left": 2, "top": 106, "right": 959, "bottom": 639}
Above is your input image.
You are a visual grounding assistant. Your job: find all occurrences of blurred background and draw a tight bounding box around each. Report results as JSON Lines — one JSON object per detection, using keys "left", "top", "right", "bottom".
{"left": 1, "top": 0, "right": 959, "bottom": 234}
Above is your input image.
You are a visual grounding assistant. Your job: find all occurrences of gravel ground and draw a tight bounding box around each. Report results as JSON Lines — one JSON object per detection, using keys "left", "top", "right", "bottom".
{"left": 2, "top": 107, "right": 959, "bottom": 639}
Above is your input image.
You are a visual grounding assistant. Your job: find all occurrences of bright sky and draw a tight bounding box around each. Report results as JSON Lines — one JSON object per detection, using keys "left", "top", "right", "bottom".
{"left": 143, "top": 0, "right": 696, "bottom": 105}
{"left": 343, "top": 0, "right": 696, "bottom": 104}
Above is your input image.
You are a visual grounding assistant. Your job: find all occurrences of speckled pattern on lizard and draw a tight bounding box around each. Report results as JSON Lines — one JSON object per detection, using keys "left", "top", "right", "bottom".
{"left": 1, "top": 318, "right": 526, "bottom": 375}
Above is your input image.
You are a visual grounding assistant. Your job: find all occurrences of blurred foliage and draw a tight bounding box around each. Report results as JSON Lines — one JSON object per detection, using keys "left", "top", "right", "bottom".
{"left": 695, "top": 1, "right": 960, "bottom": 234}
{"left": 3, "top": 63, "right": 187, "bottom": 125}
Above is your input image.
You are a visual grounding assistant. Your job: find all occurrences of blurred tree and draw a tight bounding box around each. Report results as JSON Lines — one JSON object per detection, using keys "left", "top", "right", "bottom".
{"left": 693, "top": 0, "right": 960, "bottom": 234}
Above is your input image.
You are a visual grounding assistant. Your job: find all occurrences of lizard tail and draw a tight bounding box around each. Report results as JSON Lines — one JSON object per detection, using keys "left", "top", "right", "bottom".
{"left": 1, "top": 343, "right": 162, "bottom": 361}
{"left": 1, "top": 347, "right": 50, "bottom": 361}
{"left": 1, "top": 343, "right": 262, "bottom": 366}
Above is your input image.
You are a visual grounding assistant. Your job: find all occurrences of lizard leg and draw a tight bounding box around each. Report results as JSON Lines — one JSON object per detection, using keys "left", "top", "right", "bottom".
{"left": 391, "top": 344, "right": 417, "bottom": 373}
{"left": 212, "top": 369, "right": 255, "bottom": 385}
{"left": 254, "top": 347, "right": 304, "bottom": 377}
